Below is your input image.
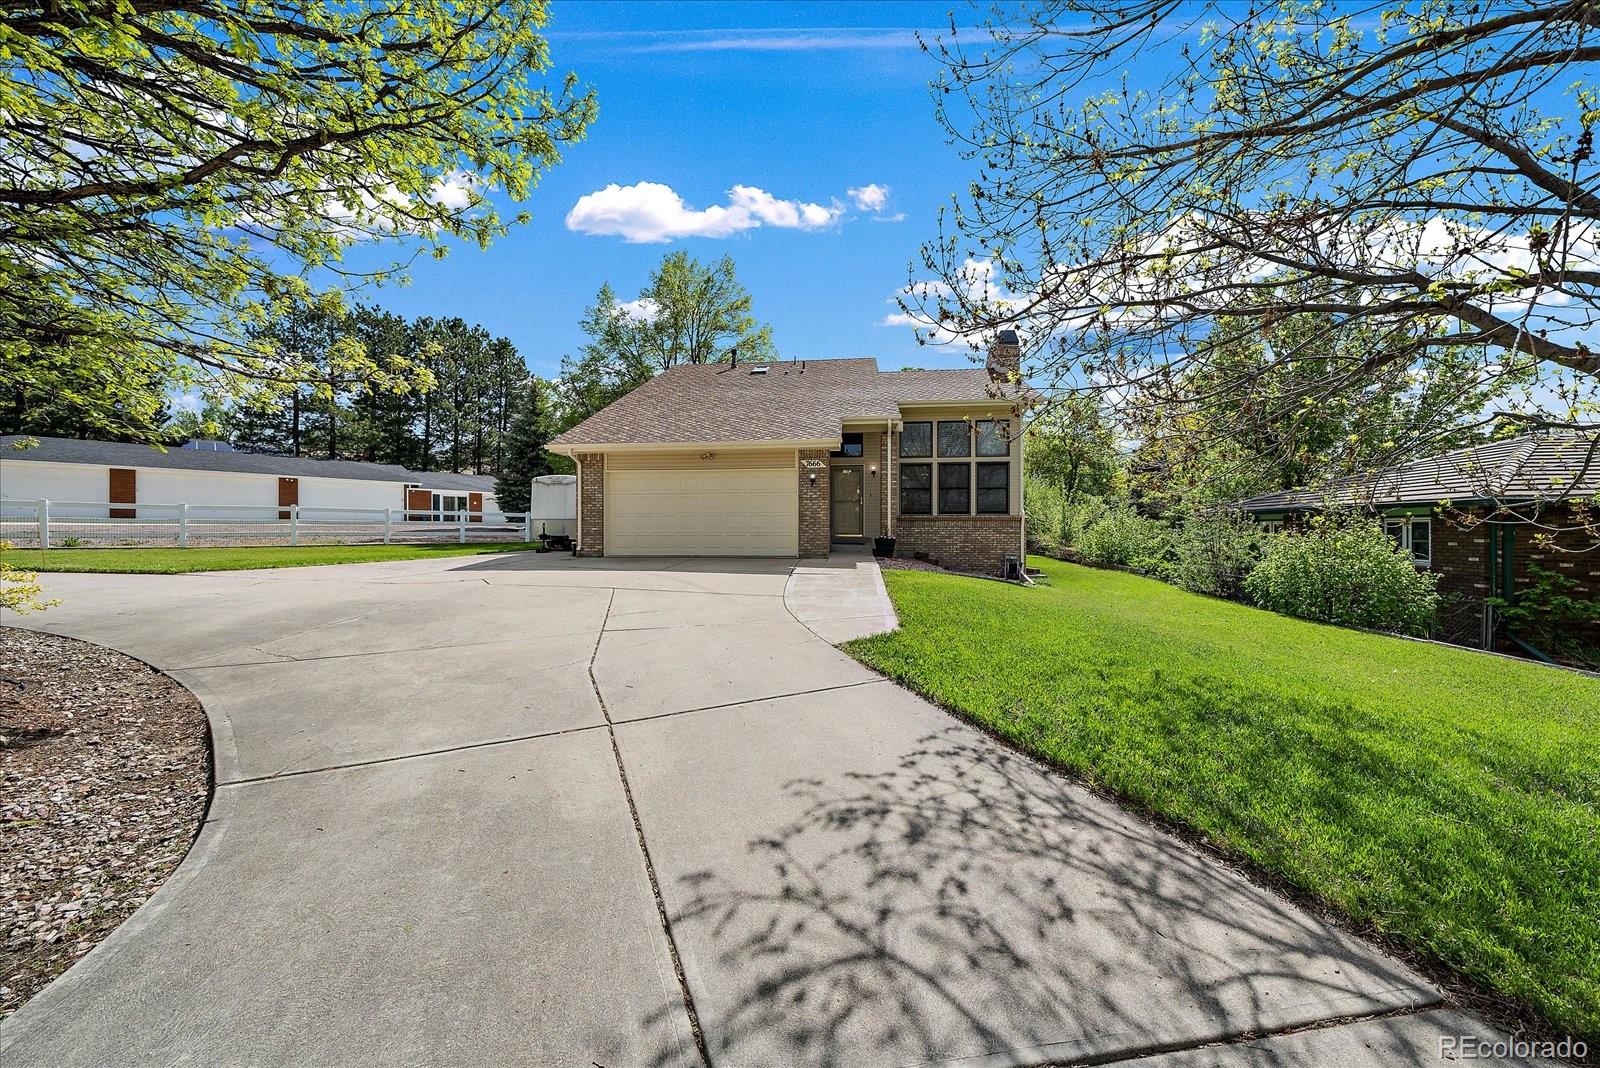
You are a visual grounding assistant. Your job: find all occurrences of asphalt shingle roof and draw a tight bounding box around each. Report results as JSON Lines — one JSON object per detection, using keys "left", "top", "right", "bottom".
{"left": 0, "top": 436, "right": 497, "bottom": 492}
{"left": 1239, "top": 433, "right": 1600, "bottom": 512}
{"left": 549, "top": 357, "right": 1024, "bottom": 448}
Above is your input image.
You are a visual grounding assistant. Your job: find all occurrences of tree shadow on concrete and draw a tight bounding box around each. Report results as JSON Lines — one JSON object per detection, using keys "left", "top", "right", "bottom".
{"left": 645, "top": 728, "right": 1430, "bottom": 1068}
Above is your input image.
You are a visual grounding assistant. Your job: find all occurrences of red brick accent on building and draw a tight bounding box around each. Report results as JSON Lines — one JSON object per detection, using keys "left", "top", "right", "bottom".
{"left": 894, "top": 515, "right": 1024, "bottom": 575}
{"left": 577, "top": 453, "right": 605, "bottom": 557}
{"left": 108, "top": 468, "right": 136, "bottom": 519}
{"left": 277, "top": 476, "right": 298, "bottom": 520}
{"left": 406, "top": 487, "right": 431, "bottom": 521}
{"left": 1430, "top": 505, "right": 1600, "bottom": 648}
{"left": 1512, "top": 503, "right": 1600, "bottom": 647}
{"left": 1433, "top": 509, "right": 1490, "bottom": 601}
{"left": 468, "top": 491, "right": 484, "bottom": 523}
{"left": 798, "top": 449, "right": 830, "bottom": 558}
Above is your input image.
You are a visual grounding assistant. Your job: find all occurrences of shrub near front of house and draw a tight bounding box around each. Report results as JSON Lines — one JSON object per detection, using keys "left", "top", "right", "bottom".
{"left": 1245, "top": 516, "right": 1440, "bottom": 636}
{"left": 1077, "top": 506, "right": 1174, "bottom": 573}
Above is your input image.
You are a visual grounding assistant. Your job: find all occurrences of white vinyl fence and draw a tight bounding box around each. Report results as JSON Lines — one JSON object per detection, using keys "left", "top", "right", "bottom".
{"left": 0, "top": 499, "right": 542, "bottom": 549}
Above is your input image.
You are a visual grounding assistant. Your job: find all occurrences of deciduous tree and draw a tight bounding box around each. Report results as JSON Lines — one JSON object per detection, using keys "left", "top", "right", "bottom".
{"left": 0, "top": 0, "right": 595, "bottom": 441}
{"left": 910, "top": 0, "right": 1599, "bottom": 449}
{"left": 559, "top": 254, "right": 775, "bottom": 425}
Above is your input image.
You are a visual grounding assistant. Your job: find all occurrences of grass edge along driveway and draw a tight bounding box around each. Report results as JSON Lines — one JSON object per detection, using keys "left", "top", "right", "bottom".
{"left": 844, "top": 556, "right": 1600, "bottom": 1041}
{"left": 2, "top": 542, "right": 543, "bottom": 574}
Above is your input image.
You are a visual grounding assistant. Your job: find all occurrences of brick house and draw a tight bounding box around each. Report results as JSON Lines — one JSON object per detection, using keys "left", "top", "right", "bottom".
{"left": 1240, "top": 434, "right": 1599, "bottom": 651}
{"left": 547, "top": 337, "right": 1033, "bottom": 576}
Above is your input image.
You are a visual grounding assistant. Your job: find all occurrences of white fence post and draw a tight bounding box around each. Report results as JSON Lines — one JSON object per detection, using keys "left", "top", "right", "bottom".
{"left": 177, "top": 502, "right": 189, "bottom": 548}
{"left": 383, "top": 508, "right": 393, "bottom": 545}
{"left": 522, "top": 513, "right": 532, "bottom": 543}
{"left": 289, "top": 504, "right": 299, "bottom": 546}
{"left": 458, "top": 508, "right": 467, "bottom": 544}
{"left": 36, "top": 499, "right": 49, "bottom": 548}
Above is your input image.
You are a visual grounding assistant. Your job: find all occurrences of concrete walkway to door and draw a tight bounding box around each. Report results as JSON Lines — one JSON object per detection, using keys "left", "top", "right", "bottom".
{"left": 0, "top": 553, "right": 1547, "bottom": 1067}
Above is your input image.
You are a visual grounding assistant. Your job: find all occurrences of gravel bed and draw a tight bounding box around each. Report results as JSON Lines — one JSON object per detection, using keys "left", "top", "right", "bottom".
{"left": 880, "top": 556, "right": 949, "bottom": 573}
{"left": 0, "top": 627, "right": 209, "bottom": 1018}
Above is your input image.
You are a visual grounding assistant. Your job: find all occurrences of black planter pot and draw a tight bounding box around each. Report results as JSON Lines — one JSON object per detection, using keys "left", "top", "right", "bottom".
{"left": 873, "top": 536, "right": 897, "bottom": 559}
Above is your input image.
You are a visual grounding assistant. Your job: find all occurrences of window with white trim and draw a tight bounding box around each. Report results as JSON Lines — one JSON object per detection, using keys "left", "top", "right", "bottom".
{"left": 1258, "top": 519, "right": 1284, "bottom": 535}
{"left": 1383, "top": 516, "right": 1431, "bottom": 565}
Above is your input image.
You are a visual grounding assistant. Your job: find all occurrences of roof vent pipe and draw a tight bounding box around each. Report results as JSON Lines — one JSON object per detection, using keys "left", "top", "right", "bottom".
{"left": 729, "top": 346, "right": 737, "bottom": 368}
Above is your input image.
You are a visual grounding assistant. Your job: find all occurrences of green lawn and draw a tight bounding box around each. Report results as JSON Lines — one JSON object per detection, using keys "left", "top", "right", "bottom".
{"left": 2, "top": 542, "right": 544, "bottom": 574}
{"left": 845, "top": 556, "right": 1600, "bottom": 1040}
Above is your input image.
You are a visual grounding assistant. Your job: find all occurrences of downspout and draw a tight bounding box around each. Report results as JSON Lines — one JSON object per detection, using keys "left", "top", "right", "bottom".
{"left": 885, "top": 419, "right": 894, "bottom": 540}
{"left": 574, "top": 456, "right": 583, "bottom": 555}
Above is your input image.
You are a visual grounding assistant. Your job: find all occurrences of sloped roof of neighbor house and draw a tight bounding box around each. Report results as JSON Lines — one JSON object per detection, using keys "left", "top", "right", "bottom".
{"left": 549, "top": 357, "right": 1027, "bottom": 448}
{"left": 0, "top": 436, "right": 497, "bottom": 492}
{"left": 1239, "top": 433, "right": 1600, "bottom": 512}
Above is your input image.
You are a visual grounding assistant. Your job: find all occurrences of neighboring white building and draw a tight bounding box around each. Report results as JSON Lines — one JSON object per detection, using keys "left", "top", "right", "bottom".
{"left": 0, "top": 436, "right": 499, "bottom": 520}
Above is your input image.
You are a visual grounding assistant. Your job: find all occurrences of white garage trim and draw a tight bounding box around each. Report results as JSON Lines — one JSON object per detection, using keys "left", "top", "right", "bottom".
{"left": 605, "top": 454, "right": 798, "bottom": 557}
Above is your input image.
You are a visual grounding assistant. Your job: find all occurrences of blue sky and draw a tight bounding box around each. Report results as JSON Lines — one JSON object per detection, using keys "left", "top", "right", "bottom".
{"left": 355, "top": 1, "right": 988, "bottom": 379}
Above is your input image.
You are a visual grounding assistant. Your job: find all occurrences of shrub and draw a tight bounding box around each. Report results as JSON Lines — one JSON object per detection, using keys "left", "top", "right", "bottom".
{"left": 1078, "top": 507, "right": 1174, "bottom": 573}
{"left": 1245, "top": 516, "right": 1439, "bottom": 635}
{"left": 1169, "top": 508, "right": 1262, "bottom": 598}
{"left": 1024, "top": 481, "right": 1112, "bottom": 555}
{"left": 1490, "top": 564, "right": 1600, "bottom": 668}
{"left": 1023, "top": 476, "right": 1068, "bottom": 553}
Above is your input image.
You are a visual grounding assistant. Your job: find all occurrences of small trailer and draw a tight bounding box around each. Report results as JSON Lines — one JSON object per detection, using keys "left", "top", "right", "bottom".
{"left": 530, "top": 474, "right": 577, "bottom": 550}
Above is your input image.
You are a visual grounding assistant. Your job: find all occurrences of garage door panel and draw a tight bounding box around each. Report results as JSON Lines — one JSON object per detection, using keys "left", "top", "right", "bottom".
{"left": 606, "top": 465, "right": 797, "bottom": 557}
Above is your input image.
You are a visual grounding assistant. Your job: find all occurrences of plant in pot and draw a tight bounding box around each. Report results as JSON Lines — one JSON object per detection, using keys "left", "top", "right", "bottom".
{"left": 873, "top": 535, "right": 896, "bottom": 558}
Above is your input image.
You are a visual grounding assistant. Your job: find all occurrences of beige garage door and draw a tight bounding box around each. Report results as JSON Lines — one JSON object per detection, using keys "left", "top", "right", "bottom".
{"left": 606, "top": 461, "right": 798, "bottom": 556}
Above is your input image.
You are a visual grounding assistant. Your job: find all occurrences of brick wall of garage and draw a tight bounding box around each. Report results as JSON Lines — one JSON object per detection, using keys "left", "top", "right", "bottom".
{"left": 798, "top": 449, "right": 830, "bottom": 558}
{"left": 577, "top": 453, "right": 604, "bottom": 557}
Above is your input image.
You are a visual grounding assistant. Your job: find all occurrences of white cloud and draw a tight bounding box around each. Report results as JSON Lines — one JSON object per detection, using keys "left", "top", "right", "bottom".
{"left": 566, "top": 181, "right": 845, "bottom": 243}
{"left": 616, "top": 297, "right": 659, "bottom": 322}
{"left": 848, "top": 183, "right": 890, "bottom": 212}
{"left": 881, "top": 258, "right": 1022, "bottom": 344}
{"left": 425, "top": 170, "right": 481, "bottom": 211}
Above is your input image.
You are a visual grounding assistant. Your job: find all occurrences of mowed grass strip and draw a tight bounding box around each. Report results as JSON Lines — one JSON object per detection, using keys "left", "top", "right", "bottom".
{"left": 845, "top": 556, "right": 1600, "bottom": 1039}
{"left": 2, "top": 542, "right": 543, "bottom": 574}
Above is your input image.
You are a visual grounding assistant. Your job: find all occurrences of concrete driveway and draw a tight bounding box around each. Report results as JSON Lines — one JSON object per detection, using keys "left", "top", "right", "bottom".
{"left": 0, "top": 554, "right": 1538, "bottom": 1067}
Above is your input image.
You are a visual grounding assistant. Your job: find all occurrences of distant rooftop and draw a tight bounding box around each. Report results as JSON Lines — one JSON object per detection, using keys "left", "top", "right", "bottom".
{"left": 0, "top": 436, "right": 497, "bottom": 492}
{"left": 1240, "top": 433, "right": 1600, "bottom": 512}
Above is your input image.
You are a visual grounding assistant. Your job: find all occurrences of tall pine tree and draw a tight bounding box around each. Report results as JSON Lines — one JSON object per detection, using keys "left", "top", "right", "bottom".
{"left": 494, "top": 377, "right": 552, "bottom": 514}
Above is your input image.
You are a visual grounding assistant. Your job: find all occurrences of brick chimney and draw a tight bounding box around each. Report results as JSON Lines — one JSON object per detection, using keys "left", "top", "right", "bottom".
{"left": 986, "top": 329, "right": 1021, "bottom": 383}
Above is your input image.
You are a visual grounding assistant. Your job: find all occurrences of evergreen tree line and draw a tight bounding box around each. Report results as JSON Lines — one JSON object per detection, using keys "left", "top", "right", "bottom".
{"left": 225, "top": 305, "right": 536, "bottom": 475}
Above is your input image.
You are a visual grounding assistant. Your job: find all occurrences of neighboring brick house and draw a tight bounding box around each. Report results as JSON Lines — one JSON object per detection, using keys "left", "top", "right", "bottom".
{"left": 1240, "top": 434, "right": 1599, "bottom": 651}
{"left": 547, "top": 337, "right": 1033, "bottom": 576}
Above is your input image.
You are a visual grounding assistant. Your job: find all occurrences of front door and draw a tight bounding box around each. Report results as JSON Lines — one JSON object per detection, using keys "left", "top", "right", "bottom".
{"left": 831, "top": 465, "right": 863, "bottom": 539}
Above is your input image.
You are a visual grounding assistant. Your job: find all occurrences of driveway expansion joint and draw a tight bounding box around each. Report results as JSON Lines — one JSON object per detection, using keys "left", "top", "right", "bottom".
{"left": 1071, "top": 1001, "right": 1447, "bottom": 1067}
{"left": 590, "top": 588, "right": 712, "bottom": 1067}
{"left": 215, "top": 721, "right": 611, "bottom": 787}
